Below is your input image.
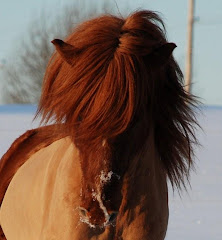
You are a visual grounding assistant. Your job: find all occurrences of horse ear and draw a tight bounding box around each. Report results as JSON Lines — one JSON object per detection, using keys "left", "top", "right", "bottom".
{"left": 51, "top": 39, "right": 76, "bottom": 65}
{"left": 148, "top": 42, "right": 177, "bottom": 66}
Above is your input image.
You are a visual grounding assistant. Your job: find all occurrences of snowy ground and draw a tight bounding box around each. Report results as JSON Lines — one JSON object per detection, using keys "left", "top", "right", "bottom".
{"left": 0, "top": 105, "right": 221, "bottom": 239}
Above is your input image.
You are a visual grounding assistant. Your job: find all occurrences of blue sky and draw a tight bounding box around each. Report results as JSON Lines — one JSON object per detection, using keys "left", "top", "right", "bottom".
{"left": 0, "top": 0, "right": 222, "bottom": 105}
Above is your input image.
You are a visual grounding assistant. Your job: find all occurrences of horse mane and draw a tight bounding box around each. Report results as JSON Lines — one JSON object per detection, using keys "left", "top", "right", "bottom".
{"left": 36, "top": 10, "right": 199, "bottom": 190}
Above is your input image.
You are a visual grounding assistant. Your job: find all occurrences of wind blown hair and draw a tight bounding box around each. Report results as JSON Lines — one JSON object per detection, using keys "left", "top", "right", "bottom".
{"left": 37, "top": 10, "right": 199, "bottom": 189}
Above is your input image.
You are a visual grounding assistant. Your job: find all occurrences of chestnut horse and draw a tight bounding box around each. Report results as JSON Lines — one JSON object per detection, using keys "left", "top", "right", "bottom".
{"left": 0, "top": 11, "right": 199, "bottom": 240}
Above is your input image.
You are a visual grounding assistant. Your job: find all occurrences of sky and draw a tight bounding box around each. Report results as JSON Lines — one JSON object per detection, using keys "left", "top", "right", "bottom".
{"left": 0, "top": 0, "right": 222, "bottom": 105}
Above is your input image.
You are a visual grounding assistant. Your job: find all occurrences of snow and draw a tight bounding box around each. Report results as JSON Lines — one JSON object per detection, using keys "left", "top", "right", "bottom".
{"left": 0, "top": 105, "right": 222, "bottom": 239}
{"left": 167, "top": 107, "right": 222, "bottom": 240}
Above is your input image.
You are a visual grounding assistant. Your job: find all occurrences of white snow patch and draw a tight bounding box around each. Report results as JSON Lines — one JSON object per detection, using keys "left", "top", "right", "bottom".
{"left": 100, "top": 170, "right": 113, "bottom": 184}
{"left": 79, "top": 214, "right": 96, "bottom": 229}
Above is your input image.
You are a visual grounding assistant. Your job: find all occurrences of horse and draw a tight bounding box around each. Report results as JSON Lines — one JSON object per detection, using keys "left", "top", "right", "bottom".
{"left": 0, "top": 10, "right": 199, "bottom": 240}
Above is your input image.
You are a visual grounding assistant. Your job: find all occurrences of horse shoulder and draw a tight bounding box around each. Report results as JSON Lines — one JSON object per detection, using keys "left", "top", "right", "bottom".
{"left": 0, "top": 126, "right": 84, "bottom": 240}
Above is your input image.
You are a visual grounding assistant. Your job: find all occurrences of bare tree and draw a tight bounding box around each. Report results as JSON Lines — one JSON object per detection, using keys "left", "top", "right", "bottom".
{"left": 2, "top": 1, "right": 122, "bottom": 103}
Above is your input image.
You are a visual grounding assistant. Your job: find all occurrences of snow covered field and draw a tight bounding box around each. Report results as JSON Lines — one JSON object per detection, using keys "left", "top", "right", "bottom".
{"left": 0, "top": 105, "right": 221, "bottom": 239}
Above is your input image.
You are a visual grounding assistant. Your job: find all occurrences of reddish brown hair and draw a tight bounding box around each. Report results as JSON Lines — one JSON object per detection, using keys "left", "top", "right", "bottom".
{"left": 37, "top": 10, "right": 199, "bottom": 191}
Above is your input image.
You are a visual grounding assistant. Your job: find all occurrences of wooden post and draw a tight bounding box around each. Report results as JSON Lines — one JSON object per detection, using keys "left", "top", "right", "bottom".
{"left": 185, "top": 0, "right": 195, "bottom": 93}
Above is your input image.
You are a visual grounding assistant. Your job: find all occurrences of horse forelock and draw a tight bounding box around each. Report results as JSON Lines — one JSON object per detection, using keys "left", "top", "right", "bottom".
{"left": 37, "top": 10, "right": 166, "bottom": 137}
{"left": 36, "top": 10, "right": 199, "bottom": 226}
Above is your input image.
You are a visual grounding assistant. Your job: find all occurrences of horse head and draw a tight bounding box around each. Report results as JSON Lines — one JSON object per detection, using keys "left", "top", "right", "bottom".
{"left": 36, "top": 10, "right": 199, "bottom": 233}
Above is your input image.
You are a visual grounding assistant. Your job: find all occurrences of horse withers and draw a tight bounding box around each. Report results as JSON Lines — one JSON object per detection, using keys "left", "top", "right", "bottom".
{"left": 0, "top": 10, "right": 199, "bottom": 240}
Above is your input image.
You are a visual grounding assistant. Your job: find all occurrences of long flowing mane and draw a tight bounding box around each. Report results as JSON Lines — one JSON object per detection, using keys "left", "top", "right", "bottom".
{"left": 36, "top": 10, "right": 199, "bottom": 191}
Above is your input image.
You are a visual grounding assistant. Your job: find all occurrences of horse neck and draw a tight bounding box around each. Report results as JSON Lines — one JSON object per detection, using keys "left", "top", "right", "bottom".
{"left": 115, "top": 127, "right": 169, "bottom": 239}
{"left": 123, "top": 127, "right": 161, "bottom": 198}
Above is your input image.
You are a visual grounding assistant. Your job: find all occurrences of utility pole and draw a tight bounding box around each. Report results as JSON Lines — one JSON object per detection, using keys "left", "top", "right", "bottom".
{"left": 185, "top": 0, "right": 195, "bottom": 93}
